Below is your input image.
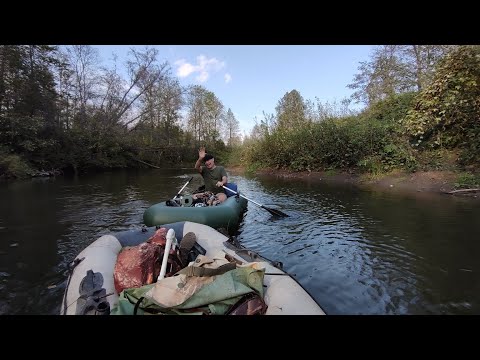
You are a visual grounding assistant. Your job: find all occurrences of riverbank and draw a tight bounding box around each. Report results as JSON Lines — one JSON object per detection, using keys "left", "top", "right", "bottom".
{"left": 227, "top": 166, "right": 480, "bottom": 200}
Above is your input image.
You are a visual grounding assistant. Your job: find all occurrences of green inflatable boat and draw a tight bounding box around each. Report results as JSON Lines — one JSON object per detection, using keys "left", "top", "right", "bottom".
{"left": 143, "top": 185, "right": 247, "bottom": 234}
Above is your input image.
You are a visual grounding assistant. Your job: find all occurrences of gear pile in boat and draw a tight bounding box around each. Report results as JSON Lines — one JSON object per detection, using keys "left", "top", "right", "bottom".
{"left": 113, "top": 227, "right": 186, "bottom": 294}
{"left": 109, "top": 227, "right": 267, "bottom": 315}
{"left": 166, "top": 192, "right": 221, "bottom": 207}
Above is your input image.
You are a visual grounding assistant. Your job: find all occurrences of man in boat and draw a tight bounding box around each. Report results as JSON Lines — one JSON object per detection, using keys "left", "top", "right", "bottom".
{"left": 194, "top": 146, "right": 228, "bottom": 205}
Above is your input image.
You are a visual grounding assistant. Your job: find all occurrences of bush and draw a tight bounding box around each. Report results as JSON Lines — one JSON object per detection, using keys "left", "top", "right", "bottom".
{"left": 454, "top": 172, "right": 480, "bottom": 189}
{"left": 403, "top": 46, "right": 480, "bottom": 159}
{"left": 0, "top": 153, "right": 33, "bottom": 179}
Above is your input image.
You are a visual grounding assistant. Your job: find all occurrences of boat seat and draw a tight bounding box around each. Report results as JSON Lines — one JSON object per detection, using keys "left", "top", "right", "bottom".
{"left": 224, "top": 183, "right": 238, "bottom": 198}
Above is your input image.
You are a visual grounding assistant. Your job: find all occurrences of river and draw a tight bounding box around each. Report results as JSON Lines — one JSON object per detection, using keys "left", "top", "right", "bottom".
{"left": 1, "top": 168, "right": 479, "bottom": 315}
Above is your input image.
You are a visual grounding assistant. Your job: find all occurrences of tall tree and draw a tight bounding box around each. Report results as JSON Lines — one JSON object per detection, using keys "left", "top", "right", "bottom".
{"left": 0, "top": 45, "right": 58, "bottom": 119}
{"left": 224, "top": 108, "right": 241, "bottom": 146}
{"left": 0, "top": 45, "right": 60, "bottom": 162}
{"left": 64, "top": 45, "right": 100, "bottom": 122}
{"left": 204, "top": 91, "right": 224, "bottom": 142}
{"left": 157, "top": 75, "right": 184, "bottom": 137}
{"left": 135, "top": 69, "right": 184, "bottom": 147}
{"left": 348, "top": 46, "right": 409, "bottom": 106}
{"left": 349, "top": 45, "right": 456, "bottom": 106}
{"left": 186, "top": 85, "right": 209, "bottom": 142}
{"left": 112, "top": 47, "right": 169, "bottom": 128}
{"left": 275, "top": 89, "right": 306, "bottom": 130}
{"left": 249, "top": 111, "right": 276, "bottom": 140}
{"left": 399, "top": 45, "right": 454, "bottom": 91}
{"left": 185, "top": 85, "right": 224, "bottom": 144}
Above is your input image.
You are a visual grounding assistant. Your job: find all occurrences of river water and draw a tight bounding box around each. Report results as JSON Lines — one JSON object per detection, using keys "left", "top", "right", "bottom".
{"left": 1, "top": 168, "right": 479, "bottom": 315}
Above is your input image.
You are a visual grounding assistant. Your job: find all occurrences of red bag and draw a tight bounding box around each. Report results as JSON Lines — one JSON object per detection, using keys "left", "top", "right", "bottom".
{"left": 113, "top": 228, "right": 183, "bottom": 294}
{"left": 113, "top": 242, "right": 161, "bottom": 294}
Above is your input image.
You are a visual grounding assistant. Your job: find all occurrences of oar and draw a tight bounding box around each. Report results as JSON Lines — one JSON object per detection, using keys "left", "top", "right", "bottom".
{"left": 222, "top": 185, "right": 289, "bottom": 217}
{"left": 173, "top": 177, "right": 193, "bottom": 201}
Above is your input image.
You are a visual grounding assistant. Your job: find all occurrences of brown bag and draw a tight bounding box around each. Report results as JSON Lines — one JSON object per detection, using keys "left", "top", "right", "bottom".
{"left": 226, "top": 292, "right": 267, "bottom": 315}
{"left": 113, "top": 228, "right": 183, "bottom": 294}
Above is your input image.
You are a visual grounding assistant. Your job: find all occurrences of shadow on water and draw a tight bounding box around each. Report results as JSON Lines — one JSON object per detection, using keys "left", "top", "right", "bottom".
{"left": 1, "top": 169, "right": 480, "bottom": 314}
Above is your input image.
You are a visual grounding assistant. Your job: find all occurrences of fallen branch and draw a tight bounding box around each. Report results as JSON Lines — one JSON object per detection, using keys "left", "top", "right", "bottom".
{"left": 446, "top": 188, "right": 480, "bottom": 195}
{"left": 132, "top": 158, "right": 161, "bottom": 169}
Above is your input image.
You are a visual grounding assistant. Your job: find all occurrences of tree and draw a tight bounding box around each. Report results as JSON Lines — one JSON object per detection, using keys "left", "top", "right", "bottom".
{"left": 275, "top": 89, "right": 306, "bottom": 130}
{"left": 0, "top": 45, "right": 60, "bottom": 165}
{"left": 204, "top": 91, "right": 224, "bottom": 142}
{"left": 223, "top": 108, "right": 241, "bottom": 146}
{"left": 186, "top": 85, "right": 208, "bottom": 142}
{"left": 64, "top": 45, "right": 101, "bottom": 123}
{"left": 349, "top": 45, "right": 456, "bottom": 106}
{"left": 112, "top": 47, "right": 169, "bottom": 128}
{"left": 399, "top": 45, "right": 454, "bottom": 91}
{"left": 157, "top": 75, "right": 184, "bottom": 138}
{"left": 185, "top": 85, "right": 224, "bottom": 145}
{"left": 136, "top": 68, "right": 184, "bottom": 145}
{"left": 403, "top": 46, "right": 480, "bottom": 156}
{"left": 348, "top": 46, "right": 409, "bottom": 106}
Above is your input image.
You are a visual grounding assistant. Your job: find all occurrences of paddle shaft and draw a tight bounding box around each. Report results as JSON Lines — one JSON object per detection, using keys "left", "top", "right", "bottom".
{"left": 158, "top": 228, "right": 176, "bottom": 281}
{"left": 222, "top": 185, "right": 289, "bottom": 217}
{"left": 222, "top": 185, "right": 263, "bottom": 207}
{"left": 173, "top": 177, "right": 193, "bottom": 200}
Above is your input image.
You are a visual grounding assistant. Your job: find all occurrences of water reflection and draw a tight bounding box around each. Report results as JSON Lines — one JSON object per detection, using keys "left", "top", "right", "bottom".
{"left": 237, "top": 175, "right": 480, "bottom": 315}
{"left": 1, "top": 169, "right": 479, "bottom": 314}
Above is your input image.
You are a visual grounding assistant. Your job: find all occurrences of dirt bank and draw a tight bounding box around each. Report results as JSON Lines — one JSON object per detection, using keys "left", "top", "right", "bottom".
{"left": 227, "top": 166, "right": 480, "bottom": 200}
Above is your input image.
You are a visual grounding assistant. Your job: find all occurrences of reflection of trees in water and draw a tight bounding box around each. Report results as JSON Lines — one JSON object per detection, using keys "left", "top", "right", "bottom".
{"left": 2, "top": 170, "right": 479, "bottom": 314}
{"left": 0, "top": 180, "right": 68, "bottom": 314}
{"left": 354, "top": 192, "right": 480, "bottom": 314}
{"left": 250, "top": 174, "right": 480, "bottom": 314}
{"left": 0, "top": 180, "right": 66, "bottom": 280}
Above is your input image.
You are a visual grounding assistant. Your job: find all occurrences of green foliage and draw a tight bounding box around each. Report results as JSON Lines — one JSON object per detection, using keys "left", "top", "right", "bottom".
{"left": 240, "top": 46, "right": 480, "bottom": 176}
{"left": 357, "top": 155, "right": 384, "bottom": 176}
{"left": 224, "top": 108, "right": 241, "bottom": 146}
{"left": 348, "top": 45, "right": 452, "bottom": 106}
{"left": 244, "top": 162, "right": 263, "bottom": 176}
{"left": 454, "top": 172, "right": 480, "bottom": 189}
{"left": 275, "top": 90, "right": 307, "bottom": 130}
{"left": 414, "top": 148, "right": 458, "bottom": 171}
{"left": 458, "top": 124, "right": 480, "bottom": 166}
{"left": 360, "top": 92, "right": 417, "bottom": 124}
{"left": 402, "top": 46, "right": 480, "bottom": 163}
{"left": 380, "top": 142, "right": 417, "bottom": 172}
{"left": 244, "top": 115, "right": 393, "bottom": 172}
{"left": 244, "top": 90, "right": 423, "bottom": 175}
{"left": 0, "top": 152, "right": 33, "bottom": 179}
{"left": 220, "top": 145, "right": 243, "bottom": 167}
{"left": 3, "top": 44, "right": 479, "bottom": 181}
{"left": 0, "top": 114, "right": 60, "bottom": 169}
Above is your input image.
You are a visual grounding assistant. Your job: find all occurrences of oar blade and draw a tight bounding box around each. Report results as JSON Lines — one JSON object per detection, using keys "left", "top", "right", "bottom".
{"left": 263, "top": 205, "right": 289, "bottom": 217}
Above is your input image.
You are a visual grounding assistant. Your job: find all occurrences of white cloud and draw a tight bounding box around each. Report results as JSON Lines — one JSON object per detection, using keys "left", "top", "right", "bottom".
{"left": 174, "top": 59, "right": 195, "bottom": 77}
{"left": 174, "top": 55, "right": 225, "bottom": 83}
{"left": 224, "top": 73, "right": 232, "bottom": 84}
{"left": 197, "top": 71, "right": 209, "bottom": 82}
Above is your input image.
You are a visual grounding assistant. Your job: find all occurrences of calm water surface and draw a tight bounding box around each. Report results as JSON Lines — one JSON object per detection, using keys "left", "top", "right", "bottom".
{"left": 1, "top": 169, "right": 479, "bottom": 315}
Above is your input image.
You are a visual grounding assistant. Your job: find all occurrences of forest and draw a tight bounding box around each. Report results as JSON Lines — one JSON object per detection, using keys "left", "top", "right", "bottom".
{"left": 1, "top": 45, "right": 478, "bottom": 187}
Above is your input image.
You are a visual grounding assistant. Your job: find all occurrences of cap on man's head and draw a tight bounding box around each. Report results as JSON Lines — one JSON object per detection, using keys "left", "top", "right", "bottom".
{"left": 203, "top": 154, "right": 214, "bottom": 162}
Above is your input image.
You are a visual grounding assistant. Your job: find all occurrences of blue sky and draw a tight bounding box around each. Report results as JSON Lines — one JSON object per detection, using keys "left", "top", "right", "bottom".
{"left": 95, "top": 45, "right": 376, "bottom": 135}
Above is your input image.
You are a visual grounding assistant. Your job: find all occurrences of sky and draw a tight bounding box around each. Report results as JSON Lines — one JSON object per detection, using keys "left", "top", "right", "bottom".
{"left": 95, "top": 45, "right": 376, "bottom": 136}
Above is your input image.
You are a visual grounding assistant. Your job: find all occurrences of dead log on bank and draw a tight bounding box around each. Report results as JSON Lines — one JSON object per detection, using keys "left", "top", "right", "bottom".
{"left": 446, "top": 188, "right": 480, "bottom": 195}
